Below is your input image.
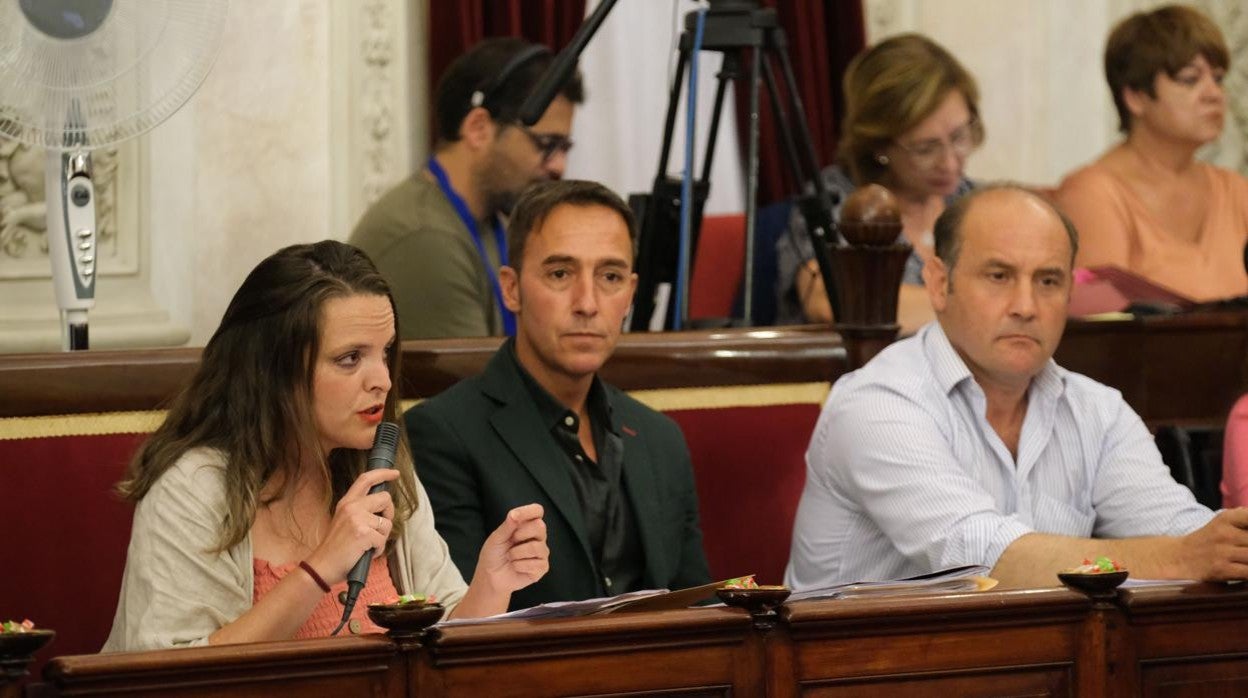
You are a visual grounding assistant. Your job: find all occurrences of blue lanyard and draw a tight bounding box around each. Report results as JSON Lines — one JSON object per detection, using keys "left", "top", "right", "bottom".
{"left": 426, "top": 157, "right": 515, "bottom": 336}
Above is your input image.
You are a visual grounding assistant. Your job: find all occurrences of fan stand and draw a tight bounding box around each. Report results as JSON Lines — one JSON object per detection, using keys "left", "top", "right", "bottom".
{"left": 44, "top": 149, "right": 97, "bottom": 350}
{"left": 2, "top": 0, "right": 229, "bottom": 351}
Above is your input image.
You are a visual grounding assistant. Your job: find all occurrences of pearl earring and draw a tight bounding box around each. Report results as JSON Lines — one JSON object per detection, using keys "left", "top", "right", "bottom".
{"left": 875, "top": 153, "right": 890, "bottom": 165}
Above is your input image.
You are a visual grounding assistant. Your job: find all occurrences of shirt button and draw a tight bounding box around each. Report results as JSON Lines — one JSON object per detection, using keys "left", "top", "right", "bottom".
{"left": 348, "top": 618, "right": 363, "bottom": 634}
{"left": 564, "top": 415, "right": 575, "bottom": 427}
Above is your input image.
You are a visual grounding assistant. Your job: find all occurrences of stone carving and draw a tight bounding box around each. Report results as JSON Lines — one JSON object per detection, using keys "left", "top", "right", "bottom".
{"left": 863, "top": 0, "right": 905, "bottom": 42}
{"left": 359, "top": 0, "right": 398, "bottom": 207}
{"left": 0, "top": 138, "right": 118, "bottom": 267}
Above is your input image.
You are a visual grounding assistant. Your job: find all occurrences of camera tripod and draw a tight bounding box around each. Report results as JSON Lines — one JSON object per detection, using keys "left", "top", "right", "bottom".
{"left": 628, "top": 0, "right": 842, "bottom": 331}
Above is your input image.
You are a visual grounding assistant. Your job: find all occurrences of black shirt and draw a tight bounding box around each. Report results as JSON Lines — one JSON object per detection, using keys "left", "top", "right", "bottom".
{"left": 507, "top": 342, "right": 646, "bottom": 597}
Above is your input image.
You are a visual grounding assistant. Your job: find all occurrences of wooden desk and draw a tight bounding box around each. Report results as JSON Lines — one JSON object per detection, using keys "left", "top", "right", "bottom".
{"left": 43, "top": 635, "right": 402, "bottom": 697}
{"left": 1114, "top": 583, "right": 1248, "bottom": 697}
{"left": 1058, "top": 312, "right": 1248, "bottom": 429}
{"left": 40, "top": 583, "right": 1248, "bottom": 697}
{"left": 0, "top": 327, "right": 845, "bottom": 417}
{"left": 780, "top": 589, "right": 1093, "bottom": 697}
{"left": 5, "top": 312, "right": 1245, "bottom": 426}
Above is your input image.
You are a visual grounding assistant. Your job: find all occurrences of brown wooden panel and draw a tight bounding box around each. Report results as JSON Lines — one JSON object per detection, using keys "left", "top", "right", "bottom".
{"left": 1140, "top": 659, "right": 1248, "bottom": 698}
{"left": 1117, "top": 583, "right": 1248, "bottom": 659}
{"left": 784, "top": 591, "right": 1088, "bottom": 691}
{"left": 33, "top": 584, "right": 1248, "bottom": 698}
{"left": 799, "top": 665, "right": 1071, "bottom": 697}
{"left": 1057, "top": 312, "right": 1248, "bottom": 429}
{"left": 1113, "top": 583, "right": 1248, "bottom": 697}
{"left": 421, "top": 609, "right": 759, "bottom": 697}
{"left": 0, "top": 327, "right": 848, "bottom": 417}
{"left": 0, "top": 347, "right": 201, "bottom": 417}
{"left": 9, "top": 312, "right": 1248, "bottom": 425}
{"left": 399, "top": 327, "right": 848, "bottom": 398}
{"left": 45, "top": 635, "right": 402, "bottom": 698}
{"left": 792, "top": 623, "right": 1081, "bottom": 681}
{"left": 426, "top": 648, "right": 739, "bottom": 698}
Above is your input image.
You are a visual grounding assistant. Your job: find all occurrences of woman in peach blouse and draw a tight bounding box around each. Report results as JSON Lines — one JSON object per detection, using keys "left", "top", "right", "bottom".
{"left": 1056, "top": 5, "right": 1248, "bottom": 301}
{"left": 104, "top": 241, "right": 549, "bottom": 651}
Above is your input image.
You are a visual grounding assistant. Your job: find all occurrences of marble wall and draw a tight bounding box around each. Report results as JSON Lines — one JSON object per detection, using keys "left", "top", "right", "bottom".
{"left": 1, "top": 1, "right": 1245, "bottom": 352}
{"left": 0, "top": 0, "right": 421, "bottom": 351}
{"left": 865, "top": 0, "right": 1248, "bottom": 185}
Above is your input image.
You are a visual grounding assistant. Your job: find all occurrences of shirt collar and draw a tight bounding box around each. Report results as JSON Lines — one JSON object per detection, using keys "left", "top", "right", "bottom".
{"left": 505, "top": 338, "right": 618, "bottom": 434}
{"left": 922, "top": 320, "right": 1066, "bottom": 400}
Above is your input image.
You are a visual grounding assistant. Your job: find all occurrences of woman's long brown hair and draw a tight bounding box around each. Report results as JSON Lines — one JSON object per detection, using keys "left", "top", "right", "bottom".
{"left": 116, "top": 240, "right": 418, "bottom": 553}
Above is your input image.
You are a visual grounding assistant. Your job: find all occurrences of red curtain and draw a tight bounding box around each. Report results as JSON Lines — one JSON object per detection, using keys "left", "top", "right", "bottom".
{"left": 427, "top": 0, "right": 588, "bottom": 126}
{"left": 733, "top": 0, "right": 865, "bottom": 205}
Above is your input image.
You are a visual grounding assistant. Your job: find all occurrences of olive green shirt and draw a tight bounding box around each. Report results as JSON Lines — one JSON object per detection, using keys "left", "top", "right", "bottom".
{"left": 349, "top": 175, "right": 503, "bottom": 339}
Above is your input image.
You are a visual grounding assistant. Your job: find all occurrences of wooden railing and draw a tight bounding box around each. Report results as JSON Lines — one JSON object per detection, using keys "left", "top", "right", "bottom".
{"left": 37, "top": 582, "right": 1248, "bottom": 697}
{"left": 5, "top": 313, "right": 1247, "bottom": 425}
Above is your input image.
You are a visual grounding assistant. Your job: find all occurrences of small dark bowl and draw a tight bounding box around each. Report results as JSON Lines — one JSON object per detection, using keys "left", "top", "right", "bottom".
{"left": 1058, "top": 570, "right": 1129, "bottom": 596}
{"left": 0, "top": 629, "right": 55, "bottom": 681}
{"left": 367, "top": 602, "right": 445, "bottom": 637}
{"left": 716, "top": 586, "right": 791, "bottom": 614}
{"left": 0, "top": 629, "right": 55, "bottom": 659}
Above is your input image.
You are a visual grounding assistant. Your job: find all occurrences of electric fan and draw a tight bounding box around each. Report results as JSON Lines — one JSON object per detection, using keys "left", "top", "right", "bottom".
{"left": 0, "top": 0, "right": 228, "bottom": 349}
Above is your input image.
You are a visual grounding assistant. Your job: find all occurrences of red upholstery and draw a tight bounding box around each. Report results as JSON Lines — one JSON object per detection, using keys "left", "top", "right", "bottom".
{"left": 689, "top": 214, "right": 745, "bottom": 320}
{"left": 668, "top": 402, "right": 818, "bottom": 585}
{"left": 0, "top": 432, "right": 144, "bottom": 677}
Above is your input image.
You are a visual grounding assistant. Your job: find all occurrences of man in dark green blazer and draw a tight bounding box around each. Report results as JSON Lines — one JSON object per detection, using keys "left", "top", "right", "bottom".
{"left": 406, "top": 180, "right": 710, "bottom": 611}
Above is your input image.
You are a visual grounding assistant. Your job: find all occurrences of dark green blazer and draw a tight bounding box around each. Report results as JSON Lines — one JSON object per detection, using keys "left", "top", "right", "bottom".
{"left": 405, "top": 346, "right": 711, "bottom": 611}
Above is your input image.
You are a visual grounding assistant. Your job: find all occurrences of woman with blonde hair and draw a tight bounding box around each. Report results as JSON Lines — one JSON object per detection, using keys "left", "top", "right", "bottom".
{"left": 778, "top": 33, "right": 982, "bottom": 328}
{"left": 1056, "top": 4, "right": 1248, "bottom": 301}
{"left": 103, "top": 241, "right": 548, "bottom": 651}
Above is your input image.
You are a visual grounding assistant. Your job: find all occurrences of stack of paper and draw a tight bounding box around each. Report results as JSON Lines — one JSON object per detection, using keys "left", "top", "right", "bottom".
{"left": 436, "top": 579, "right": 730, "bottom": 626}
{"left": 789, "top": 564, "right": 996, "bottom": 602}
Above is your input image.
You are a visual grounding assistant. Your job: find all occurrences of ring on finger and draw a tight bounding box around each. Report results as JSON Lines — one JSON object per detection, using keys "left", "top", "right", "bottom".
{"left": 376, "top": 514, "right": 384, "bottom": 530}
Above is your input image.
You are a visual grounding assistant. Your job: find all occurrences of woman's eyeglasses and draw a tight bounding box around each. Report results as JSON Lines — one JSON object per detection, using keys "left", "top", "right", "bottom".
{"left": 894, "top": 118, "right": 981, "bottom": 170}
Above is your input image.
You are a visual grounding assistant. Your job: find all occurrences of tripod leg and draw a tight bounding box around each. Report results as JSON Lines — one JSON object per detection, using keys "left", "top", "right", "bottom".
{"left": 631, "top": 45, "right": 692, "bottom": 332}
{"left": 699, "top": 68, "right": 732, "bottom": 184}
{"left": 772, "top": 30, "right": 842, "bottom": 322}
{"left": 739, "top": 46, "right": 763, "bottom": 326}
{"left": 761, "top": 57, "right": 805, "bottom": 197}
{"left": 656, "top": 45, "right": 690, "bottom": 177}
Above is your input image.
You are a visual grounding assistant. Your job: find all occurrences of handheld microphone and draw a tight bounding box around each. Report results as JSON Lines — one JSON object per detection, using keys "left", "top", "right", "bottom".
{"left": 332, "top": 421, "right": 400, "bottom": 635}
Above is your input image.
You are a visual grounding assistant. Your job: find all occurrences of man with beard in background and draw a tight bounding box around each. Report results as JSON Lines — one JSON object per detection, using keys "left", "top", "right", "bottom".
{"left": 351, "top": 38, "right": 583, "bottom": 339}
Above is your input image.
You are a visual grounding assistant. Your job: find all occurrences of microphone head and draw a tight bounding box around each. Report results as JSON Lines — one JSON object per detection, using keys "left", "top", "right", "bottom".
{"left": 368, "top": 421, "right": 400, "bottom": 469}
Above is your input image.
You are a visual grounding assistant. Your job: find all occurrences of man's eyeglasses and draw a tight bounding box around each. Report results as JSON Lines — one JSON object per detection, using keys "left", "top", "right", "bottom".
{"left": 515, "top": 125, "right": 574, "bottom": 162}
{"left": 894, "top": 118, "right": 982, "bottom": 170}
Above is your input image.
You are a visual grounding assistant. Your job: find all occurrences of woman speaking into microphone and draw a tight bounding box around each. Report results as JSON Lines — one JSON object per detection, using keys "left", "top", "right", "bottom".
{"left": 103, "top": 241, "right": 548, "bottom": 651}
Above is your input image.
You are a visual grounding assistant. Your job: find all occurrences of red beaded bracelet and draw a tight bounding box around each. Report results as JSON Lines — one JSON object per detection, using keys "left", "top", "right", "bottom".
{"left": 299, "top": 560, "right": 331, "bottom": 593}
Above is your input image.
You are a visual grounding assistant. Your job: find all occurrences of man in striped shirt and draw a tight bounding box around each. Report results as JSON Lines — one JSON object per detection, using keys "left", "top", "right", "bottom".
{"left": 786, "top": 185, "right": 1248, "bottom": 590}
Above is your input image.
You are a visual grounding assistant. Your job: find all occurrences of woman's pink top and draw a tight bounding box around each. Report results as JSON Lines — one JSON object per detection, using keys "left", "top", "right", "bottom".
{"left": 1057, "top": 160, "right": 1248, "bottom": 301}
{"left": 1222, "top": 394, "right": 1248, "bottom": 508}
{"left": 253, "top": 556, "right": 400, "bottom": 638}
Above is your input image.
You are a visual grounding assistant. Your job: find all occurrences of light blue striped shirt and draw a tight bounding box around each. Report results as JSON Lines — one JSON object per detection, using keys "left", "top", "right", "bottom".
{"left": 785, "top": 322, "right": 1215, "bottom": 590}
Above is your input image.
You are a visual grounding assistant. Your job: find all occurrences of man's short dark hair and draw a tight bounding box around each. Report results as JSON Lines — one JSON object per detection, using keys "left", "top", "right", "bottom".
{"left": 506, "top": 180, "right": 636, "bottom": 272}
{"left": 933, "top": 184, "right": 1079, "bottom": 272}
{"left": 434, "top": 37, "right": 585, "bottom": 143}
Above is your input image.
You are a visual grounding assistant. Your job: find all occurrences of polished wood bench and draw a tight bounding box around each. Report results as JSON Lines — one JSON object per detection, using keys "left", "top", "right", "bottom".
{"left": 37, "top": 581, "right": 1248, "bottom": 697}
